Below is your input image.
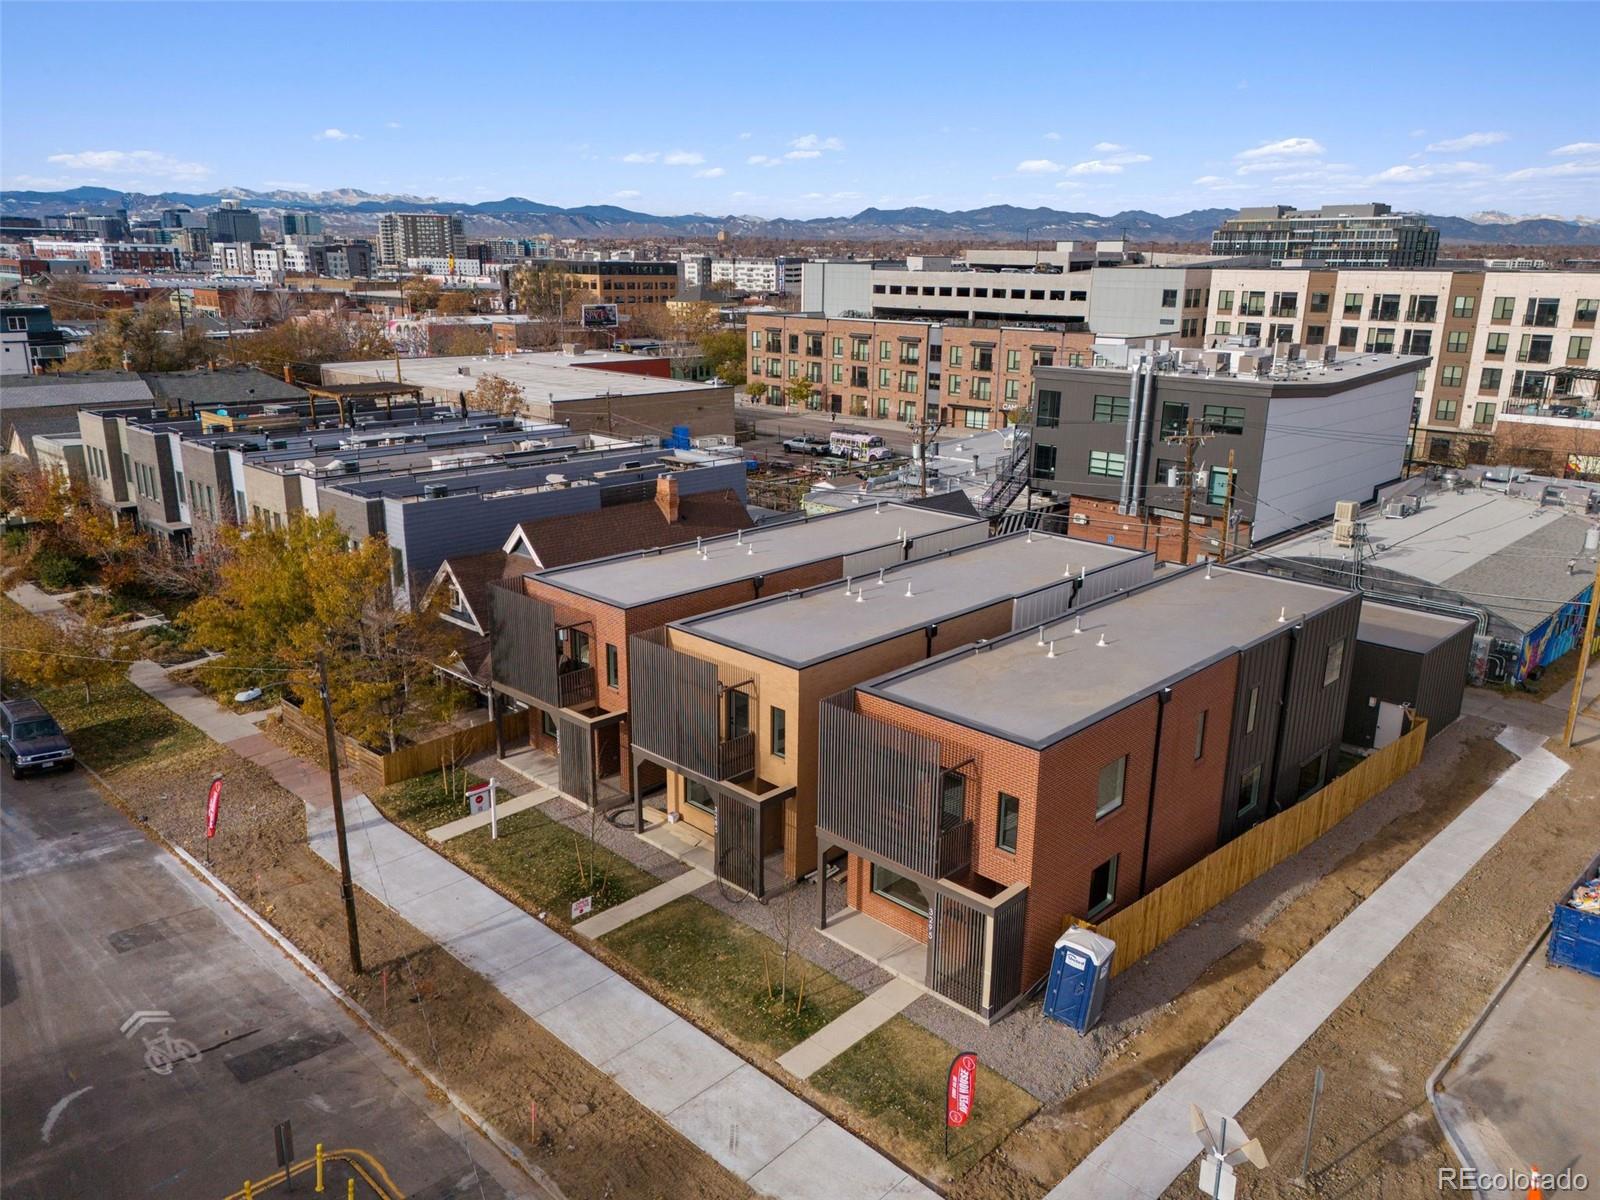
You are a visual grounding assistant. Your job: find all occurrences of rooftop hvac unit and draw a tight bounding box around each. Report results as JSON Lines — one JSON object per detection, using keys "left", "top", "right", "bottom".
{"left": 1334, "top": 500, "right": 1360, "bottom": 524}
{"left": 422, "top": 483, "right": 449, "bottom": 499}
{"left": 1332, "top": 520, "right": 1357, "bottom": 548}
{"left": 1322, "top": 344, "right": 1338, "bottom": 364}
{"left": 1382, "top": 498, "right": 1417, "bottom": 518}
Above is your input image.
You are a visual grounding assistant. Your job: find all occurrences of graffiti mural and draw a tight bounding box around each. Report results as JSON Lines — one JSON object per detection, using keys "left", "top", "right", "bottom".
{"left": 1517, "top": 582, "right": 1595, "bottom": 680}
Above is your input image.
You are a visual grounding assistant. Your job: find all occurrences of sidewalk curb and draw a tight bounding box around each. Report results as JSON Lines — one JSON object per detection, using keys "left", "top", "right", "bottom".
{"left": 78, "top": 760, "right": 565, "bottom": 1200}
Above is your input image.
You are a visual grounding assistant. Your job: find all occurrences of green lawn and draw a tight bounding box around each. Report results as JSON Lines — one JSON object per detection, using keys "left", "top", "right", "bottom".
{"left": 380, "top": 770, "right": 488, "bottom": 832}
{"left": 811, "top": 1018, "right": 1039, "bottom": 1179}
{"left": 601, "top": 895, "right": 863, "bottom": 1057}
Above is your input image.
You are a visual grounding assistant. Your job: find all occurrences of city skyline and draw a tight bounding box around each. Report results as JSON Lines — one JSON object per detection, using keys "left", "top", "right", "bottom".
{"left": 3, "top": 1, "right": 1597, "bottom": 221}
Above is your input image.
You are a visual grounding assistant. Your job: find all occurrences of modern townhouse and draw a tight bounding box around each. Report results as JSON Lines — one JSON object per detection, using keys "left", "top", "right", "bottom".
{"left": 485, "top": 502, "right": 985, "bottom": 814}
{"left": 815, "top": 563, "right": 1361, "bottom": 1021}
{"left": 626, "top": 532, "right": 1154, "bottom": 893}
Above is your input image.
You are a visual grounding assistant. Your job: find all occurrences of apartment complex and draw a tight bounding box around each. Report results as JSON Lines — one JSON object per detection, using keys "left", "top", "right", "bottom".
{"left": 1027, "top": 345, "right": 1426, "bottom": 560}
{"left": 1205, "top": 265, "right": 1599, "bottom": 464}
{"left": 206, "top": 201, "right": 263, "bottom": 244}
{"left": 815, "top": 564, "right": 1360, "bottom": 1020}
{"left": 1210, "top": 204, "right": 1440, "bottom": 268}
{"left": 516, "top": 258, "right": 680, "bottom": 317}
{"left": 485, "top": 503, "right": 984, "bottom": 812}
{"left": 377, "top": 212, "right": 466, "bottom": 267}
{"left": 628, "top": 532, "right": 1153, "bottom": 892}
{"left": 281, "top": 212, "right": 324, "bottom": 237}
{"left": 745, "top": 313, "right": 1095, "bottom": 428}
{"left": 680, "top": 254, "right": 804, "bottom": 295}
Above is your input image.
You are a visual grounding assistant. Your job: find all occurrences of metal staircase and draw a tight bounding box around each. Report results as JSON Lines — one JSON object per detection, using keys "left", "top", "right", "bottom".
{"left": 976, "top": 427, "right": 1032, "bottom": 517}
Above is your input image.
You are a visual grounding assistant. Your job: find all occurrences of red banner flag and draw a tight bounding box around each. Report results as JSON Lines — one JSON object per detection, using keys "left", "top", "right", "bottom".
{"left": 205, "top": 776, "right": 223, "bottom": 839}
{"left": 946, "top": 1052, "right": 978, "bottom": 1129}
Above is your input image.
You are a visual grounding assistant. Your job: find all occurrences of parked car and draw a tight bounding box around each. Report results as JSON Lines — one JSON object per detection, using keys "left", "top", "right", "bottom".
{"left": 0, "top": 698, "right": 75, "bottom": 779}
{"left": 782, "top": 434, "right": 830, "bottom": 456}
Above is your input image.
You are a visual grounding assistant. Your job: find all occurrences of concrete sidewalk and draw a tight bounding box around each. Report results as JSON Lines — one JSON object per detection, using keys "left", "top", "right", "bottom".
{"left": 1047, "top": 726, "right": 1570, "bottom": 1200}
{"left": 777, "top": 977, "right": 923, "bottom": 1080}
{"left": 128, "top": 663, "right": 936, "bottom": 1200}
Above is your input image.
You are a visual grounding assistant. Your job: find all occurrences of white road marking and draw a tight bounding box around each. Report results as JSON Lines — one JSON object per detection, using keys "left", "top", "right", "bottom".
{"left": 40, "top": 1086, "right": 93, "bottom": 1145}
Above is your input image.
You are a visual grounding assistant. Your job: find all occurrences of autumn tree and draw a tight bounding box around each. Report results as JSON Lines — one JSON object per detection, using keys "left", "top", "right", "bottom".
{"left": 185, "top": 514, "right": 457, "bottom": 751}
{"left": 431, "top": 326, "right": 492, "bottom": 357}
{"left": 509, "top": 264, "right": 584, "bottom": 346}
{"left": 436, "top": 290, "right": 477, "bottom": 316}
{"left": 747, "top": 381, "right": 769, "bottom": 404}
{"left": 64, "top": 301, "right": 213, "bottom": 373}
{"left": 0, "top": 597, "right": 136, "bottom": 702}
{"left": 784, "top": 375, "right": 816, "bottom": 409}
{"left": 232, "top": 314, "right": 395, "bottom": 383}
{"left": 403, "top": 276, "right": 443, "bottom": 313}
{"left": 42, "top": 273, "right": 105, "bottom": 322}
{"left": 468, "top": 374, "right": 526, "bottom": 416}
{"left": 698, "top": 329, "right": 746, "bottom": 383}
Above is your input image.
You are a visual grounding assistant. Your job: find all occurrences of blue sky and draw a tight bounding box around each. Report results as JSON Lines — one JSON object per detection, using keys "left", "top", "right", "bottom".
{"left": 3, "top": 2, "right": 1598, "bottom": 219}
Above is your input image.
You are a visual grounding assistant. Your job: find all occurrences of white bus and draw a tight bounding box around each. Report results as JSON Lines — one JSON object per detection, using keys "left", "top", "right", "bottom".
{"left": 828, "top": 430, "right": 893, "bottom": 462}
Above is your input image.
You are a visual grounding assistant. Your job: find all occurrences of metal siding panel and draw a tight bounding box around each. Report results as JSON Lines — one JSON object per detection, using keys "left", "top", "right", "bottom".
{"left": 817, "top": 693, "right": 944, "bottom": 878}
{"left": 1276, "top": 594, "right": 1361, "bottom": 805}
{"left": 715, "top": 793, "right": 760, "bottom": 893}
{"left": 986, "top": 889, "right": 1029, "bottom": 1014}
{"left": 905, "top": 520, "right": 987, "bottom": 562}
{"left": 1220, "top": 634, "right": 1289, "bottom": 842}
{"left": 1011, "top": 579, "right": 1078, "bottom": 632}
{"left": 1415, "top": 623, "right": 1474, "bottom": 737}
{"left": 843, "top": 542, "right": 906, "bottom": 578}
{"left": 488, "top": 584, "right": 560, "bottom": 703}
{"left": 929, "top": 893, "right": 985, "bottom": 1013}
{"left": 627, "top": 631, "right": 720, "bottom": 778}
{"left": 1343, "top": 642, "right": 1422, "bottom": 746}
{"left": 558, "top": 715, "right": 594, "bottom": 804}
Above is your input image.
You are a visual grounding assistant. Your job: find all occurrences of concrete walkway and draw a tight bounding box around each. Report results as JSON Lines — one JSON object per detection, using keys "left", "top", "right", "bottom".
{"left": 128, "top": 664, "right": 936, "bottom": 1200}
{"left": 426, "top": 787, "right": 558, "bottom": 842}
{"left": 777, "top": 977, "right": 924, "bottom": 1080}
{"left": 1047, "top": 725, "right": 1570, "bottom": 1200}
{"left": 6, "top": 581, "right": 73, "bottom": 617}
{"left": 571, "top": 867, "right": 710, "bottom": 939}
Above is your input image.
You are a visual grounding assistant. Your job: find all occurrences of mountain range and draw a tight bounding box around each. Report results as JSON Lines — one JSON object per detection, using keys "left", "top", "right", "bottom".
{"left": 4, "top": 185, "right": 1598, "bottom": 245}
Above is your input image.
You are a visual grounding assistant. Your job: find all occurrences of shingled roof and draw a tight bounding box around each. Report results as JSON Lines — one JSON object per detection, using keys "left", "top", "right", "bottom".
{"left": 501, "top": 486, "right": 754, "bottom": 570}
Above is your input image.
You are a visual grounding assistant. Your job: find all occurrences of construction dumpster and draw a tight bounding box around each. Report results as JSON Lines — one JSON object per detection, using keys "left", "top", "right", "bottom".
{"left": 1548, "top": 854, "right": 1600, "bottom": 978}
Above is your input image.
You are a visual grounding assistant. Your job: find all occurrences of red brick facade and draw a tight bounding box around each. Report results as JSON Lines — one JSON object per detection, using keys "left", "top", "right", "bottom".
{"left": 1067, "top": 494, "right": 1254, "bottom": 565}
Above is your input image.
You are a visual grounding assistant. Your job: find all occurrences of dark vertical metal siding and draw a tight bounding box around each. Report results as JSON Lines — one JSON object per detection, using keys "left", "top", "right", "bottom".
{"left": 715, "top": 793, "right": 760, "bottom": 895}
{"left": 627, "top": 632, "right": 720, "bottom": 779}
{"left": 558, "top": 715, "right": 594, "bottom": 805}
{"left": 1275, "top": 594, "right": 1362, "bottom": 805}
{"left": 817, "top": 693, "right": 944, "bottom": 878}
{"left": 1219, "top": 635, "right": 1289, "bottom": 842}
{"left": 928, "top": 893, "right": 984, "bottom": 1013}
{"left": 488, "top": 583, "right": 560, "bottom": 704}
{"left": 1342, "top": 644, "right": 1421, "bottom": 747}
{"left": 1415, "top": 622, "right": 1474, "bottom": 738}
{"left": 986, "top": 889, "right": 1029, "bottom": 1015}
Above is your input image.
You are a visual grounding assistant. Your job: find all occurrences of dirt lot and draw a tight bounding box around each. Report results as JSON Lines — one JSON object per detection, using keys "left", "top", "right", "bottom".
{"left": 72, "top": 688, "right": 753, "bottom": 1200}
{"left": 950, "top": 727, "right": 1521, "bottom": 1200}
{"left": 1155, "top": 736, "right": 1600, "bottom": 1200}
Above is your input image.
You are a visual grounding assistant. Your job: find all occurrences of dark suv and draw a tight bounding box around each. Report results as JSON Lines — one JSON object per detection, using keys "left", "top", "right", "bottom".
{"left": 0, "top": 698, "right": 75, "bottom": 779}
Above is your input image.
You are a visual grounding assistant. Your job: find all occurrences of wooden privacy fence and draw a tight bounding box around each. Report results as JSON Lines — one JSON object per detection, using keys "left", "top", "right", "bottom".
{"left": 1077, "top": 717, "right": 1429, "bottom": 976}
{"left": 278, "top": 702, "right": 528, "bottom": 789}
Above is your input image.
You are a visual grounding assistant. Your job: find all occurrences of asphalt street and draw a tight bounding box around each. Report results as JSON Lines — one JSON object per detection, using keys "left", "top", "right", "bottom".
{"left": 0, "top": 767, "right": 528, "bottom": 1200}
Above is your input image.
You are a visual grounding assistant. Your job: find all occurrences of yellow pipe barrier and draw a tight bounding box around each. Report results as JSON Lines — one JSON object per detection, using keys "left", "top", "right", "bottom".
{"left": 315, "top": 1144, "right": 325, "bottom": 1193}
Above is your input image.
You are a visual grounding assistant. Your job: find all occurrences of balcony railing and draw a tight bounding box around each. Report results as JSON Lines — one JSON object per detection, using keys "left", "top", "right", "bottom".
{"left": 937, "top": 819, "right": 973, "bottom": 878}
{"left": 1517, "top": 349, "right": 1553, "bottom": 364}
{"left": 1523, "top": 313, "right": 1559, "bottom": 327}
{"left": 1370, "top": 305, "right": 1400, "bottom": 321}
{"left": 718, "top": 731, "right": 755, "bottom": 781}
{"left": 1270, "top": 305, "right": 1298, "bottom": 318}
{"left": 558, "top": 663, "right": 595, "bottom": 710}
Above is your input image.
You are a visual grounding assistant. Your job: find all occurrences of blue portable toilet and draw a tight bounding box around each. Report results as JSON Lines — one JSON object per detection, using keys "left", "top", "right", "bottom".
{"left": 1042, "top": 928, "right": 1116, "bottom": 1033}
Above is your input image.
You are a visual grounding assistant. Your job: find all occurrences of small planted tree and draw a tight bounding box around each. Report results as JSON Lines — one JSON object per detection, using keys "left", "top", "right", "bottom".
{"left": 468, "top": 373, "right": 526, "bottom": 416}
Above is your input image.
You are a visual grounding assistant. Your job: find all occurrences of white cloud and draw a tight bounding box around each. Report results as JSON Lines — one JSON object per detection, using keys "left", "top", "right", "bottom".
{"left": 1044, "top": 131, "right": 1061, "bottom": 141}
{"left": 385, "top": 121, "right": 403, "bottom": 130}
{"left": 1552, "top": 142, "right": 1600, "bottom": 156}
{"left": 1016, "top": 158, "right": 1064, "bottom": 174}
{"left": 1370, "top": 161, "right": 1491, "bottom": 183}
{"left": 1193, "top": 175, "right": 1229, "bottom": 186}
{"left": 1425, "top": 131, "right": 1506, "bottom": 152}
{"left": 612, "top": 189, "right": 642, "bottom": 200}
{"left": 1504, "top": 158, "right": 1600, "bottom": 182}
{"left": 1053, "top": 180, "right": 1085, "bottom": 190}
{"left": 785, "top": 149, "right": 822, "bottom": 160}
{"left": 738, "top": 132, "right": 753, "bottom": 140}
{"left": 1068, "top": 160, "right": 1124, "bottom": 175}
{"left": 1092, "top": 142, "right": 1126, "bottom": 153}
{"left": 695, "top": 166, "right": 726, "bottom": 178}
{"left": 45, "top": 149, "right": 211, "bottom": 181}
{"left": 662, "top": 150, "right": 705, "bottom": 166}
{"left": 1409, "top": 128, "right": 1428, "bottom": 138}
{"left": 789, "top": 134, "right": 843, "bottom": 153}
{"left": 747, "top": 154, "right": 781, "bottom": 167}
{"left": 621, "top": 151, "right": 659, "bottom": 164}
{"left": 1235, "top": 137, "right": 1324, "bottom": 161}
{"left": 315, "top": 128, "right": 359, "bottom": 142}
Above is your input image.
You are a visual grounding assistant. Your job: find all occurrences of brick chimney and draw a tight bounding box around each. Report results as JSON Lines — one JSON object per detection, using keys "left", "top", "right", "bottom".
{"left": 655, "top": 473, "right": 681, "bottom": 523}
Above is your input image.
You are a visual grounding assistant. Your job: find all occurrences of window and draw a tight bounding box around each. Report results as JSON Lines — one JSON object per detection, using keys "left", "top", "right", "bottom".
{"left": 1096, "top": 756, "right": 1126, "bottom": 817}
{"left": 1408, "top": 294, "right": 1438, "bottom": 323}
{"left": 996, "top": 792, "right": 1019, "bottom": 853}
{"left": 1213, "top": 320, "right": 1231, "bottom": 337}
{"left": 1474, "top": 401, "right": 1496, "bottom": 426}
{"left": 725, "top": 688, "right": 750, "bottom": 738}
{"left": 1087, "top": 855, "right": 1118, "bottom": 917}
{"left": 541, "top": 709, "right": 559, "bottom": 739}
{"left": 946, "top": 375, "right": 962, "bottom": 396}
{"left": 1006, "top": 349, "right": 1021, "bottom": 372}
{"left": 1485, "top": 331, "right": 1509, "bottom": 357}
{"left": 900, "top": 342, "right": 921, "bottom": 364}
{"left": 1207, "top": 467, "right": 1234, "bottom": 506}
{"left": 1446, "top": 330, "right": 1470, "bottom": 353}
{"left": 1092, "top": 394, "right": 1130, "bottom": 423}
{"left": 831, "top": 364, "right": 843, "bottom": 384}
{"left": 973, "top": 378, "right": 991, "bottom": 401}
{"left": 1338, "top": 326, "right": 1359, "bottom": 349}
{"left": 1035, "top": 389, "right": 1061, "bottom": 428}
{"left": 602, "top": 643, "right": 619, "bottom": 689}
{"left": 1343, "top": 292, "right": 1363, "bottom": 316}
{"left": 832, "top": 336, "right": 843, "bottom": 358}
{"left": 1569, "top": 335, "right": 1593, "bottom": 362}
{"left": 1088, "top": 450, "right": 1125, "bottom": 478}
{"left": 4, "top": 315, "right": 27, "bottom": 331}
{"left": 1452, "top": 295, "right": 1476, "bottom": 319}
{"left": 948, "top": 345, "right": 963, "bottom": 367}
{"left": 1480, "top": 367, "right": 1502, "bottom": 392}
{"left": 871, "top": 864, "right": 929, "bottom": 917}
{"left": 1518, "top": 334, "right": 1553, "bottom": 364}
{"left": 940, "top": 770, "right": 965, "bottom": 827}
{"left": 1441, "top": 365, "right": 1464, "bottom": 388}
{"left": 878, "top": 367, "right": 890, "bottom": 388}
{"left": 1245, "top": 686, "right": 1259, "bottom": 734}
{"left": 1004, "top": 379, "right": 1019, "bottom": 403}
{"left": 1525, "top": 297, "right": 1560, "bottom": 327}
{"left": 1161, "top": 288, "right": 1178, "bottom": 308}
{"left": 1323, "top": 640, "right": 1345, "bottom": 687}
{"left": 1237, "top": 765, "right": 1262, "bottom": 817}
{"left": 1492, "top": 296, "right": 1516, "bottom": 320}
{"left": 1194, "top": 710, "right": 1207, "bottom": 760}
{"left": 683, "top": 779, "right": 715, "bottom": 815}
{"left": 1434, "top": 398, "right": 1458, "bottom": 422}
{"left": 1201, "top": 404, "right": 1246, "bottom": 435}
{"left": 1310, "top": 292, "right": 1330, "bottom": 313}
{"left": 879, "top": 339, "right": 891, "bottom": 361}
{"left": 1296, "top": 755, "right": 1325, "bottom": 799}
{"left": 770, "top": 706, "right": 786, "bottom": 758}
{"left": 1032, "top": 443, "right": 1056, "bottom": 480}
{"left": 1215, "top": 290, "right": 1233, "bottom": 314}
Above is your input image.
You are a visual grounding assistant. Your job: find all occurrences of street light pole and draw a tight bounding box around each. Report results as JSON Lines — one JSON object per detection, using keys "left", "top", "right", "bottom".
{"left": 316, "top": 652, "right": 363, "bottom": 975}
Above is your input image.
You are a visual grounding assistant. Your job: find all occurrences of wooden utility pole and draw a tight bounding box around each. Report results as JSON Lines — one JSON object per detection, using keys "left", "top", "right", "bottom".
{"left": 316, "top": 652, "right": 363, "bottom": 975}
{"left": 1165, "top": 417, "right": 1213, "bottom": 565}
{"left": 909, "top": 417, "right": 943, "bottom": 497}
{"left": 1562, "top": 553, "right": 1600, "bottom": 747}
{"left": 1218, "top": 448, "right": 1237, "bottom": 562}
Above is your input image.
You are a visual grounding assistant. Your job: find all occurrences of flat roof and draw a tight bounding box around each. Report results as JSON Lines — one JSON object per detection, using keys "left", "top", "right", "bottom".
{"left": 863, "top": 565, "right": 1350, "bottom": 748}
{"left": 533, "top": 502, "right": 977, "bottom": 609}
{"left": 1357, "top": 601, "right": 1474, "bottom": 654}
{"left": 1266, "top": 486, "right": 1599, "bottom": 633}
{"left": 1045, "top": 350, "right": 1429, "bottom": 390}
{"left": 675, "top": 533, "right": 1148, "bottom": 667}
{"left": 320, "top": 351, "right": 721, "bottom": 405}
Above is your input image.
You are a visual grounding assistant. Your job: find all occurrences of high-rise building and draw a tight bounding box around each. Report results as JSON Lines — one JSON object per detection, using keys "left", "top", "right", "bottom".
{"left": 376, "top": 212, "right": 464, "bottom": 267}
{"left": 1210, "top": 204, "right": 1440, "bottom": 269}
{"left": 281, "top": 212, "right": 324, "bottom": 237}
{"left": 207, "top": 200, "right": 263, "bottom": 244}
